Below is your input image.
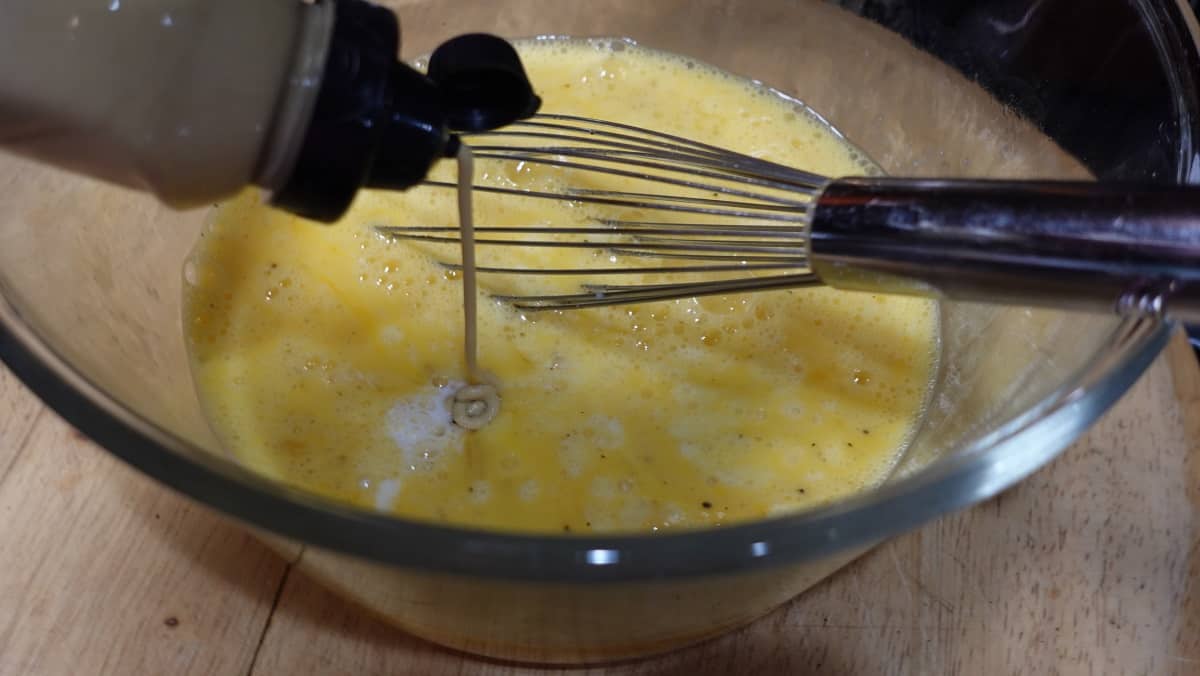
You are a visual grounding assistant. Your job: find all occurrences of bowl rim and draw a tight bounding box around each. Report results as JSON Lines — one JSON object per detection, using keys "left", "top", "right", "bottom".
{"left": 0, "top": 0, "right": 1195, "bottom": 583}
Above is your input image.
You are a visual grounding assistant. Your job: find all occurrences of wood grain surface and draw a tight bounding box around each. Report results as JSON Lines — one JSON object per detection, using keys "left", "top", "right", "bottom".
{"left": 0, "top": 332, "right": 1197, "bottom": 675}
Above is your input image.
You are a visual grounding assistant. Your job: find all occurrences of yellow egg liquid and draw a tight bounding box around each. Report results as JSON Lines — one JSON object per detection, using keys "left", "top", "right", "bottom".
{"left": 185, "top": 39, "right": 939, "bottom": 534}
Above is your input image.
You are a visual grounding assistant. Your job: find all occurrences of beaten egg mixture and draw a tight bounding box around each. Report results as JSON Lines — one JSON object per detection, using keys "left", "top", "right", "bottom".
{"left": 185, "top": 39, "right": 938, "bottom": 534}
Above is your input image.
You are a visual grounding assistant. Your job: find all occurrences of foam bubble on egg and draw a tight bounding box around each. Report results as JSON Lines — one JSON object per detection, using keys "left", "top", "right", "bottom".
{"left": 518, "top": 480, "right": 540, "bottom": 502}
{"left": 469, "top": 480, "right": 491, "bottom": 504}
{"left": 589, "top": 415, "right": 625, "bottom": 449}
{"left": 560, "top": 416, "right": 628, "bottom": 477}
{"left": 379, "top": 325, "right": 405, "bottom": 344}
{"left": 767, "top": 503, "right": 798, "bottom": 518}
{"left": 374, "top": 478, "right": 402, "bottom": 510}
{"left": 590, "top": 476, "right": 616, "bottom": 498}
{"left": 559, "top": 434, "right": 590, "bottom": 478}
{"left": 618, "top": 498, "right": 654, "bottom": 527}
{"left": 662, "top": 503, "right": 686, "bottom": 527}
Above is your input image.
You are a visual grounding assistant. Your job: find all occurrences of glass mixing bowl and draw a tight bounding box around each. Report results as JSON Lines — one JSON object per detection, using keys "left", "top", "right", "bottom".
{"left": 0, "top": 0, "right": 1195, "bottom": 664}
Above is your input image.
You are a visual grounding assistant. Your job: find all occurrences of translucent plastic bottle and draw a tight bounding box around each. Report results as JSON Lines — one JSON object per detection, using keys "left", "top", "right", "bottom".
{"left": 0, "top": 0, "right": 539, "bottom": 222}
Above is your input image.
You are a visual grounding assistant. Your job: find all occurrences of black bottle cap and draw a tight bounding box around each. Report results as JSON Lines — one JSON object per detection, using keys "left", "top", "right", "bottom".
{"left": 271, "top": 0, "right": 429, "bottom": 223}
{"left": 427, "top": 34, "right": 543, "bottom": 132}
{"left": 270, "top": 2, "right": 541, "bottom": 223}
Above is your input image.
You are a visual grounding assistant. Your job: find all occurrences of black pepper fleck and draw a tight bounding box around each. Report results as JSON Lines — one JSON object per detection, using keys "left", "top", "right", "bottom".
{"left": 701, "top": 501, "right": 712, "bottom": 509}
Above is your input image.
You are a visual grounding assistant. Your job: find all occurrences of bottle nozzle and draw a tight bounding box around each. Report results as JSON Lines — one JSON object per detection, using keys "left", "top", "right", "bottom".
{"left": 269, "top": 0, "right": 540, "bottom": 223}
{"left": 427, "top": 33, "right": 543, "bottom": 137}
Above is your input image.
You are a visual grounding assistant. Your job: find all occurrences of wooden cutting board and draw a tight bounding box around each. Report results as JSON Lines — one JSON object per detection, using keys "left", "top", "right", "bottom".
{"left": 1, "top": 332, "right": 1198, "bottom": 675}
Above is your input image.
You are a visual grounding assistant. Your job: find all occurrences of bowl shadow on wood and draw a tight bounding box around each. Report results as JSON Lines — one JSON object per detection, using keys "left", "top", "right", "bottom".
{"left": 82, "top": 425, "right": 287, "bottom": 601}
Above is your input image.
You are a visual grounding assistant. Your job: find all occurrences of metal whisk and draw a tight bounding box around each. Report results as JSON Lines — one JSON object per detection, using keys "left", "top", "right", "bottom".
{"left": 378, "top": 113, "right": 1200, "bottom": 322}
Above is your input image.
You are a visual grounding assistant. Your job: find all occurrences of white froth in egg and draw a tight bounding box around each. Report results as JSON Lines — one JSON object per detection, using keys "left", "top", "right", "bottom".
{"left": 385, "top": 383, "right": 464, "bottom": 472}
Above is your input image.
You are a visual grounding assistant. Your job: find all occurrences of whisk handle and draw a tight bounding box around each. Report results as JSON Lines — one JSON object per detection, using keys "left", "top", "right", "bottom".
{"left": 809, "top": 178, "right": 1200, "bottom": 322}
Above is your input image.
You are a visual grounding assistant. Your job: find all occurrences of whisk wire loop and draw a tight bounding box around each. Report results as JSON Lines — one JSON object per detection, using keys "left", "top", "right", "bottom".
{"left": 379, "top": 113, "right": 817, "bottom": 309}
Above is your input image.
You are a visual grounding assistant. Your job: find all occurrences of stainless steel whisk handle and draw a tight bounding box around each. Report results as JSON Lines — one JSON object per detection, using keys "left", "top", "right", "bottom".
{"left": 809, "top": 178, "right": 1200, "bottom": 322}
